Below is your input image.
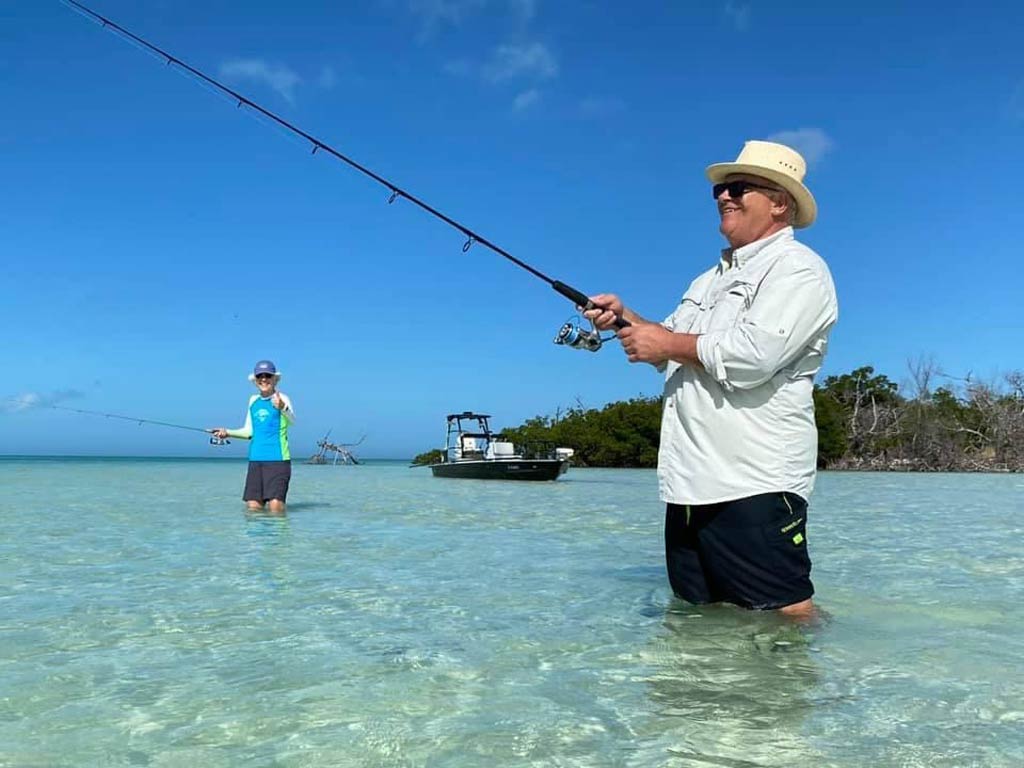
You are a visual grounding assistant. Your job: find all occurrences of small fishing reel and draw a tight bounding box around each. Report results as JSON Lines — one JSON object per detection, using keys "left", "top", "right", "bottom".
{"left": 553, "top": 315, "right": 609, "bottom": 353}
{"left": 209, "top": 436, "right": 230, "bottom": 446}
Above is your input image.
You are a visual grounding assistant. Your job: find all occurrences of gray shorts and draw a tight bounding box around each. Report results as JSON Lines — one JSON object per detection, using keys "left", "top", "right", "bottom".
{"left": 243, "top": 460, "right": 292, "bottom": 503}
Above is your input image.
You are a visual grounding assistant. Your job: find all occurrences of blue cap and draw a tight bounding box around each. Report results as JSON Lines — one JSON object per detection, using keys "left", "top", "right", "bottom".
{"left": 253, "top": 360, "right": 277, "bottom": 376}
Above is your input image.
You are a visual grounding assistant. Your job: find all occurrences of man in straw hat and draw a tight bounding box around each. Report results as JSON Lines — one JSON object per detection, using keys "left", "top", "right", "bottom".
{"left": 211, "top": 359, "right": 296, "bottom": 513}
{"left": 585, "top": 140, "right": 838, "bottom": 619}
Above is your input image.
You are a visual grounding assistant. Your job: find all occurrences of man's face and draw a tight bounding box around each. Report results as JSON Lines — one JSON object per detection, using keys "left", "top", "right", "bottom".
{"left": 715, "top": 174, "right": 783, "bottom": 248}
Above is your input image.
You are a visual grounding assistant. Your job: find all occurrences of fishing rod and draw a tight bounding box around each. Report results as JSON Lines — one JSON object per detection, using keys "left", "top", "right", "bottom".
{"left": 49, "top": 405, "right": 230, "bottom": 445}
{"left": 62, "top": 0, "right": 627, "bottom": 352}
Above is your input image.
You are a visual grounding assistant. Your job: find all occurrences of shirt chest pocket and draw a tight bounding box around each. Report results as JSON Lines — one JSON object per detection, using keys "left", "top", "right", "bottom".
{"left": 703, "top": 280, "right": 753, "bottom": 333}
{"left": 667, "top": 297, "right": 701, "bottom": 333}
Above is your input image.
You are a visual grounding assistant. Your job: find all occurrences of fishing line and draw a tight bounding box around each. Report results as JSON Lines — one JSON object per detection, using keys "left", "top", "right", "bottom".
{"left": 48, "top": 404, "right": 229, "bottom": 445}
{"left": 61, "top": 0, "right": 629, "bottom": 342}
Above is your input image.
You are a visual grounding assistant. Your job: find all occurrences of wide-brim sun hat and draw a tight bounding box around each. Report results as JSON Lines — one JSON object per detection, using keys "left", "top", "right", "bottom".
{"left": 705, "top": 140, "right": 817, "bottom": 228}
{"left": 248, "top": 371, "right": 283, "bottom": 382}
{"left": 247, "top": 359, "right": 282, "bottom": 382}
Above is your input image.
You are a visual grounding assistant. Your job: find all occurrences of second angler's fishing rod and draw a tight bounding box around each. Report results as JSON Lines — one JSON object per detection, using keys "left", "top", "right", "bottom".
{"left": 63, "top": 0, "right": 629, "bottom": 352}
{"left": 48, "top": 405, "right": 231, "bottom": 445}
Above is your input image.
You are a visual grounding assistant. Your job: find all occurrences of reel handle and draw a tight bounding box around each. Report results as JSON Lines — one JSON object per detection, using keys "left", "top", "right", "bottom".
{"left": 551, "top": 280, "right": 631, "bottom": 328}
{"left": 208, "top": 435, "right": 230, "bottom": 446}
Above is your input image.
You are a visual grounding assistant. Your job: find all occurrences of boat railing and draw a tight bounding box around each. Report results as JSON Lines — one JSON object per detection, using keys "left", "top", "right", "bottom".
{"left": 513, "top": 440, "right": 567, "bottom": 460}
{"left": 444, "top": 432, "right": 573, "bottom": 462}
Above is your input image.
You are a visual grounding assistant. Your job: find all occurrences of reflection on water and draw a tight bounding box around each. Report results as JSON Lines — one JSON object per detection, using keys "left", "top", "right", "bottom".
{"left": 242, "top": 510, "right": 296, "bottom": 594}
{"left": 631, "top": 602, "right": 826, "bottom": 767}
{"left": 277, "top": 501, "right": 334, "bottom": 512}
{"left": 244, "top": 509, "right": 292, "bottom": 527}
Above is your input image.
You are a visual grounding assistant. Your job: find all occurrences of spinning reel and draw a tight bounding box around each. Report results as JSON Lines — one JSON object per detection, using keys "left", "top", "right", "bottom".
{"left": 553, "top": 315, "right": 616, "bottom": 353}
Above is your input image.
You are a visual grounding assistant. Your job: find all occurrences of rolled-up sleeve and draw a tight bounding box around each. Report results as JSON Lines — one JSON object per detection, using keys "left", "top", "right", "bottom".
{"left": 696, "top": 261, "right": 837, "bottom": 390}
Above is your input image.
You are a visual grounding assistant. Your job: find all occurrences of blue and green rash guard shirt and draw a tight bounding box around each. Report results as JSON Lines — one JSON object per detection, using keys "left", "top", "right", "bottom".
{"left": 226, "top": 393, "right": 295, "bottom": 461}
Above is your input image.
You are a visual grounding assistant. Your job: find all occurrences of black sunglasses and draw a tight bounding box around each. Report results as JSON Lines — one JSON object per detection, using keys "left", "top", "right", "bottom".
{"left": 712, "top": 180, "right": 779, "bottom": 200}
{"left": 255, "top": 373, "right": 275, "bottom": 381}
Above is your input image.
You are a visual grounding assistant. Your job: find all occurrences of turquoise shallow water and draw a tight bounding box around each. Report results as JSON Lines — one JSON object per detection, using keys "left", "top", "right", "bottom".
{"left": 1, "top": 459, "right": 1023, "bottom": 767}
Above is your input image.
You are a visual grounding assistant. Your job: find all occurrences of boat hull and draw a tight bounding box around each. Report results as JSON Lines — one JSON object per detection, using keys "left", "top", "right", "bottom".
{"left": 429, "top": 458, "right": 567, "bottom": 481}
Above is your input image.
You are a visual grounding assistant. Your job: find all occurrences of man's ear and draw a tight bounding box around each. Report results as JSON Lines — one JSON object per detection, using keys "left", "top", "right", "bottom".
{"left": 771, "top": 197, "right": 789, "bottom": 217}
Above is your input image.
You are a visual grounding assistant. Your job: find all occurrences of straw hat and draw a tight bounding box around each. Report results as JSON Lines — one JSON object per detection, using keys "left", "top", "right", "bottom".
{"left": 705, "top": 140, "right": 817, "bottom": 228}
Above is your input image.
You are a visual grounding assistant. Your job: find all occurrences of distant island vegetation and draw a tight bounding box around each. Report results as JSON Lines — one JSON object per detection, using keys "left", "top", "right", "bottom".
{"left": 412, "top": 363, "right": 1024, "bottom": 472}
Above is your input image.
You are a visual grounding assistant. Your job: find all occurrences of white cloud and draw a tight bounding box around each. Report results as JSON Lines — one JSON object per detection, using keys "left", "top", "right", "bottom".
{"left": 766, "top": 128, "right": 835, "bottom": 165}
{"left": 446, "top": 42, "right": 557, "bottom": 86}
{"left": 483, "top": 42, "right": 558, "bottom": 83}
{"left": 219, "top": 59, "right": 302, "bottom": 103}
{"left": 513, "top": 88, "right": 541, "bottom": 111}
{"left": 2, "top": 389, "right": 83, "bottom": 413}
{"left": 724, "top": 1, "right": 751, "bottom": 31}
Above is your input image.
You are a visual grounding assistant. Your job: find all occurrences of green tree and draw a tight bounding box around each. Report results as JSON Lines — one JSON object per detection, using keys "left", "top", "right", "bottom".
{"left": 813, "top": 387, "right": 847, "bottom": 466}
{"left": 410, "top": 448, "right": 444, "bottom": 466}
{"left": 502, "top": 396, "right": 662, "bottom": 468}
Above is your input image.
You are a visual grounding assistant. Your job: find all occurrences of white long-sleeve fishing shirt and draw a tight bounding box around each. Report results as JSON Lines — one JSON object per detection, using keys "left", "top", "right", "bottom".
{"left": 658, "top": 227, "right": 838, "bottom": 505}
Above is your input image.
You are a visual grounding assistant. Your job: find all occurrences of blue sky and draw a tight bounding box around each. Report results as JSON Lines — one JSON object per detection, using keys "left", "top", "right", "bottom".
{"left": 2, "top": 0, "right": 1021, "bottom": 458}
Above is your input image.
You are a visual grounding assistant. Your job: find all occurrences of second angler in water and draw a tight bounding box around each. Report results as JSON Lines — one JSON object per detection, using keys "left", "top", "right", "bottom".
{"left": 211, "top": 360, "right": 296, "bottom": 513}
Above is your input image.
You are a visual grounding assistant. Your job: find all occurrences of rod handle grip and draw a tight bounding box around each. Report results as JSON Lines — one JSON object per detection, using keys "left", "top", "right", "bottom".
{"left": 551, "top": 280, "right": 631, "bottom": 328}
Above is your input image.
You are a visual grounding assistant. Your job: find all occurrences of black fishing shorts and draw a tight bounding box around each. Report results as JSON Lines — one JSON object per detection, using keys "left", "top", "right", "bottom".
{"left": 243, "top": 460, "right": 292, "bottom": 503}
{"left": 664, "top": 491, "right": 813, "bottom": 610}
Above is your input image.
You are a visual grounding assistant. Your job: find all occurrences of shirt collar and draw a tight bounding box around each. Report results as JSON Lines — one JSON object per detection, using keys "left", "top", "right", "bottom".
{"left": 719, "top": 226, "right": 794, "bottom": 271}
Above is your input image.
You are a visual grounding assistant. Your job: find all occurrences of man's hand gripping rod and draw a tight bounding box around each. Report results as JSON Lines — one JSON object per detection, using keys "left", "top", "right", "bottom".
{"left": 551, "top": 281, "right": 630, "bottom": 353}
